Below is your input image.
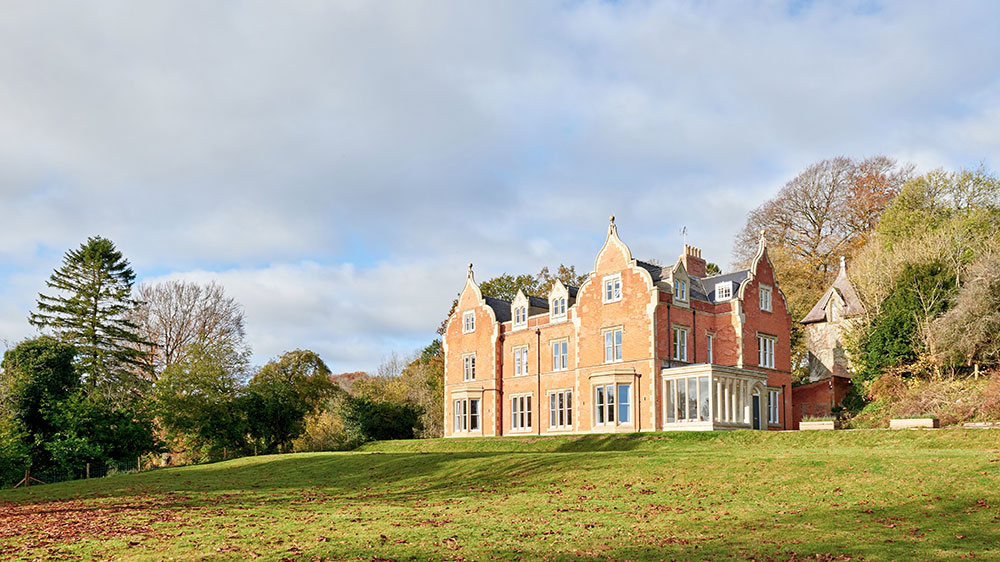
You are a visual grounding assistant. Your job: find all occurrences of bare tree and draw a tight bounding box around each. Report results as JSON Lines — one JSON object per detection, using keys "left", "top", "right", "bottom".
{"left": 131, "top": 280, "right": 248, "bottom": 378}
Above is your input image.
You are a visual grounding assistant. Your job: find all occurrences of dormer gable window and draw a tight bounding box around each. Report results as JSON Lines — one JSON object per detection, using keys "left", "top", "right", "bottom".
{"left": 603, "top": 274, "right": 622, "bottom": 303}
{"left": 514, "top": 305, "right": 527, "bottom": 327}
{"left": 462, "top": 310, "right": 476, "bottom": 333}
{"left": 673, "top": 278, "right": 688, "bottom": 302}
{"left": 715, "top": 282, "right": 732, "bottom": 301}
{"left": 551, "top": 297, "right": 566, "bottom": 318}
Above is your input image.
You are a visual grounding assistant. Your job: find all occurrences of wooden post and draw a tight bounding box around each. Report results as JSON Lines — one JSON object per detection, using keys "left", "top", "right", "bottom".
{"left": 12, "top": 469, "right": 45, "bottom": 489}
{"left": 86, "top": 463, "right": 90, "bottom": 479}
{"left": 137, "top": 456, "right": 141, "bottom": 472}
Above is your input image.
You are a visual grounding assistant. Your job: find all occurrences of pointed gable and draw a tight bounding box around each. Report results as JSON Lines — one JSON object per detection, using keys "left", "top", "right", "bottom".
{"left": 801, "top": 257, "right": 865, "bottom": 324}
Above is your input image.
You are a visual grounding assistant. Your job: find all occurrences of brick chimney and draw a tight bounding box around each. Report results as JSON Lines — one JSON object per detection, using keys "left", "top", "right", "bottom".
{"left": 680, "top": 245, "right": 706, "bottom": 278}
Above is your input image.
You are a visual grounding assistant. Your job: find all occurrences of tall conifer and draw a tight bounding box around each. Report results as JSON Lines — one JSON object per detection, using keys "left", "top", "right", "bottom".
{"left": 29, "top": 236, "right": 151, "bottom": 402}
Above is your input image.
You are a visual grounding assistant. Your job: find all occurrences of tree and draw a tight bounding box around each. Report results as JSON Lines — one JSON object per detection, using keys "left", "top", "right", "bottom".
{"left": 245, "top": 350, "right": 338, "bottom": 453}
{"left": 732, "top": 156, "right": 913, "bottom": 380}
{"left": 930, "top": 256, "right": 1000, "bottom": 368}
{"left": 153, "top": 339, "right": 249, "bottom": 460}
{"left": 131, "top": 280, "right": 248, "bottom": 378}
{"left": 339, "top": 395, "right": 423, "bottom": 445}
{"left": 0, "top": 337, "right": 78, "bottom": 468}
{"left": 43, "top": 393, "right": 160, "bottom": 468}
{"left": 853, "top": 261, "right": 956, "bottom": 383}
{"left": 29, "top": 236, "right": 150, "bottom": 403}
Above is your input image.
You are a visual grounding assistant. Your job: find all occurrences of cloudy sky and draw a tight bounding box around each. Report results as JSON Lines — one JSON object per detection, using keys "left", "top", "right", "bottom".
{"left": 1, "top": 1, "right": 998, "bottom": 372}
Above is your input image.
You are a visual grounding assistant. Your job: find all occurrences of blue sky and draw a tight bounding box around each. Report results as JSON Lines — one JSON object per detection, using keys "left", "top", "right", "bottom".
{"left": 1, "top": 1, "right": 998, "bottom": 372}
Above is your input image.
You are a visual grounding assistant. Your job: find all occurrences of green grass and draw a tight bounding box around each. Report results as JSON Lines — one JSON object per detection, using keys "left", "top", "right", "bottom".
{"left": 2, "top": 429, "right": 1000, "bottom": 561}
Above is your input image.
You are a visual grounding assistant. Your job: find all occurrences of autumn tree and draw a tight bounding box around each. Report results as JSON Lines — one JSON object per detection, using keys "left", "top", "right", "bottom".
{"left": 29, "top": 236, "right": 151, "bottom": 403}
{"left": 245, "top": 350, "right": 338, "bottom": 453}
{"left": 930, "top": 256, "right": 1000, "bottom": 369}
{"left": 732, "top": 156, "right": 913, "bottom": 380}
{"left": 131, "top": 280, "right": 248, "bottom": 378}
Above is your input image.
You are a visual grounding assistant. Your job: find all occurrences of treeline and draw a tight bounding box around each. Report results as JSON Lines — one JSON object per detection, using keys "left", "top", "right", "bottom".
{"left": 735, "top": 158, "right": 1000, "bottom": 424}
{"left": 0, "top": 237, "right": 442, "bottom": 485}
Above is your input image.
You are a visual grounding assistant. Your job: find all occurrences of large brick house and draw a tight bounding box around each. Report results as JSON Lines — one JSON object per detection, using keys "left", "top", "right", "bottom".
{"left": 442, "top": 218, "right": 793, "bottom": 437}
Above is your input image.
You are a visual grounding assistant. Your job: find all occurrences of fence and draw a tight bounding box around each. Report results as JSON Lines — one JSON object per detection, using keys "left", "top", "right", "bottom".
{"left": 3, "top": 457, "right": 154, "bottom": 489}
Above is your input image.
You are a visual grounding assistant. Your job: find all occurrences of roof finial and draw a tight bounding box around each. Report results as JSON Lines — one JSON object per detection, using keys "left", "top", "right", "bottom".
{"left": 758, "top": 229, "right": 767, "bottom": 247}
{"left": 839, "top": 256, "right": 846, "bottom": 271}
{"left": 468, "top": 262, "right": 474, "bottom": 278}
{"left": 609, "top": 214, "right": 615, "bottom": 224}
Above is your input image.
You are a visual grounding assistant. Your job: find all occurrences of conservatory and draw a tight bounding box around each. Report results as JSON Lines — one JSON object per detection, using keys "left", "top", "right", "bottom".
{"left": 660, "top": 364, "right": 775, "bottom": 430}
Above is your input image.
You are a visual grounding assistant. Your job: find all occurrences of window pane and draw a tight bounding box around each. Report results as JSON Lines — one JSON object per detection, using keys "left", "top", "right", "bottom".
{"left": 606, "top": 385, "right": 615, "bottom": 423}
{"left": 618, "top": 384, "right": 631, "bottom": 424}
{"left": 526, "top": 397, "right": 531, "bottom": 428}
{"left": 604, "top": 332, "right": 612, "bottom": 362}
{"left": 596, "top": 387, "right": 605, "bottom": 424}
{"left": 566, "top": 392, "right": 572, "bottom": 425}
{"left": 687, "top": 378, "right": 698, "bottom": 420}
{"left": 666, "top": 380, "right": 675, "bottom": 423}
{"left": 700, "top": 376, "right": 710, "bottom": 421}
{"left": 676, "top": 379, "right": 686, "bottom": 421}
{"left": 470, "top": 399, "right": 479, "bottom": 430}
{"left": 615, "top": 330, "right": 622, "bottom": 360}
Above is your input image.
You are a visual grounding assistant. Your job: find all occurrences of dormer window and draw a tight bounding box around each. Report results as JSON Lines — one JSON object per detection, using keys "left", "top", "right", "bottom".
{"left": 603, "top": 274, "right": 622, "bottom": 303}
{"left": 760, "top": 285, "right": 772, "bottom": 312}
{"left": 715, "top": 282, "right": 732, "bottom": 301}
{"left": 551, "top": 297, "right": 567, "bottom": 318}
{"left": 673, "top": 278, "right": 688, "bottom": 302}
{"left": 514, "top": 306, "right": 527, "bottom": 327}
{"left": 462, "top": 311, "right": 475, "bottom": 333}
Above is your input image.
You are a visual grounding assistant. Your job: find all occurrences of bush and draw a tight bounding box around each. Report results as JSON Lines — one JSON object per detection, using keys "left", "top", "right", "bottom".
{"left": 340, "top": 395, "right": 423, "bottom": 447}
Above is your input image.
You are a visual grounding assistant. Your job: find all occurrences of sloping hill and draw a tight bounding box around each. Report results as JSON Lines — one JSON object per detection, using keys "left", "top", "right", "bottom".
{"left": 2, "top": 430, "right": 999, "bottom": 561}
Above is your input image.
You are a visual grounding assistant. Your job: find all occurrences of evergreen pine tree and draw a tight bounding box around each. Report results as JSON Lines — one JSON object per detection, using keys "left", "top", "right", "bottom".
{"left": 29, "top": 236, "right": 151, "bottom": 403}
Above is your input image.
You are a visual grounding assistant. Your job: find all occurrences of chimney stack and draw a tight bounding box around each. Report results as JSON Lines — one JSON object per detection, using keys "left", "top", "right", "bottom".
{"left": 681, "top": 244, "right": 707, "bottom": 278}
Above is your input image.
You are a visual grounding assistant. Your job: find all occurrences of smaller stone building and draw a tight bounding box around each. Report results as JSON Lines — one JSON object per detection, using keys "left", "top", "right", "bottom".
{"left": 793, "top": 257, "right": 864, "bottom": 421}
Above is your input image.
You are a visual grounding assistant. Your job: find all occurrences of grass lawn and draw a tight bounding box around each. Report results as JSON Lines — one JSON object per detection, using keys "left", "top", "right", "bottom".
{"left": 2, "top": 429, "right": 999, "bottom": 561}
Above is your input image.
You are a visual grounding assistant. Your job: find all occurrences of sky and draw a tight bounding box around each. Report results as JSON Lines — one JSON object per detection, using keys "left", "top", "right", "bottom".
{"left": 1, "top": 1, "right": 998, "bottom": 373}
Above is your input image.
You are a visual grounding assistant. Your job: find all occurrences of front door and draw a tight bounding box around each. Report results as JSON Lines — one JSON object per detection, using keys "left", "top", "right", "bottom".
{"left": 752, "top": 394, "right": 762, "bottom": 430}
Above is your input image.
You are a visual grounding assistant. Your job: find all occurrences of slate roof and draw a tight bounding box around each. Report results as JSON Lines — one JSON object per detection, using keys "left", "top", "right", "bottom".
{"left": 700, "top": 270, "right": 751, "bottom": 302}
{"left": 485, "top": 296, "right": 512, "bottom": 323}
{"left": 801, "top": 259, "right": 865, "bottom": 324}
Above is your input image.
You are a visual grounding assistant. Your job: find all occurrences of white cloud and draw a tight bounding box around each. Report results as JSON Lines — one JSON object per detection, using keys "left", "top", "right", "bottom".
{"left": 1, "top": 1, "right": 999, "bottom": 371}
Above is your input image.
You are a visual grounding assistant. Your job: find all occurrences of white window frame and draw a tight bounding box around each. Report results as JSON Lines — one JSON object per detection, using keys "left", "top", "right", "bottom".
{"left": 462, "top": 353, "right": 476, "bottom": 381}
{"left": 594, "top": 382, "right": 632, "bottom": 426}
{"left": 760, "top": 285, "right": 772, "bottom": 312}
{"left": 462, "top": 310, "right": 475, "bottom": 333}
{"left": 603, "top": 274, "right": 622, "bottom": 304}
{"left": 548, "top": 389, "right": 573, "bottom": 429}
{"left": 514, "top": 306, "right": 528, "bottom": 328}
{"left": 715, "top": 282, "right": 732, "bottom": 301}
{"left": 706, "top": 333, "right": 714, "bottom": 364}
{"left": 551, "top": 297, "right": 566, "bottom": 319}
{"left": 453, "top": 398, "right": 480, "bottom": 432}
{"left": 603, "top": 327, "right": 623, "bottom": 363}
{"left": 664, "top": 375, "right": 712, "bottom": 423}
{"left": 673, "top": 278, "right": 688, "bottom": 302}
{"left": 672, "top": 326, "right": 688, "bottom": 362}
{"left": 510, "top": 394, "right": 532, "bottom": 432}
{"left": 551, "top": 339, "right": 568, "bottom": 372}
{"left": 768, "top": 389, "right": 781, "bottom": 425}
{"left": 513, "top": 345, "right": 529, "bottom": 377}
{"left": 757, "top": 334, "right": 776, "bottom": 369}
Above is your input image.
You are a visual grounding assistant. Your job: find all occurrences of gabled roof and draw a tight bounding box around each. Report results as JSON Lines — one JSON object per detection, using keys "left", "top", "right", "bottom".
{"left": 801, "top": 257, "right": 865, "bottom": 324}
